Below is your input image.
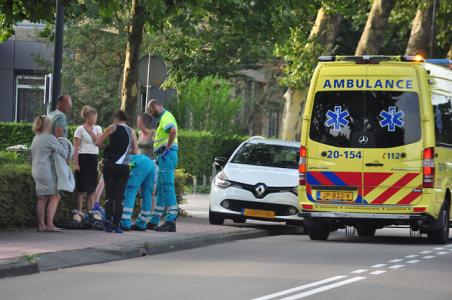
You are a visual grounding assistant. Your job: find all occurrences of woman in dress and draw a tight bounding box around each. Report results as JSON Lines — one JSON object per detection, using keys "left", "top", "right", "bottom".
{"left": 31, "top": 115, "right": 68, "bottom": 232}
{"left": 96, "top": 110, "right": 137, "bottom": 233}
{"left": 73, "top": 106, "right": 102, "bottom": 215}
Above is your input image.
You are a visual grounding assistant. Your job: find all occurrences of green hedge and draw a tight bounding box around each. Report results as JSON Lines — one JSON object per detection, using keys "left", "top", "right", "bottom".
{"left": 0, "top": 160, "right": 189, "bottom": 229}
{"left": 0, "top": 122, "right": 246, "bottom": 178}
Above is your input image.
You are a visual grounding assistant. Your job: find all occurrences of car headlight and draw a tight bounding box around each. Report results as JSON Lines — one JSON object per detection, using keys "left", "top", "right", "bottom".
{"left": 214, "top": 171, "right": 231, "bottom": 188}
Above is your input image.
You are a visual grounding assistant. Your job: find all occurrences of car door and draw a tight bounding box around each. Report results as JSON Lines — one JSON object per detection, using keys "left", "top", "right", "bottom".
{"left": 307, "top": 90, "right": 365, "bottom": 204}
{"left": 361, "top": 90, "right": 423, "bottom": 205}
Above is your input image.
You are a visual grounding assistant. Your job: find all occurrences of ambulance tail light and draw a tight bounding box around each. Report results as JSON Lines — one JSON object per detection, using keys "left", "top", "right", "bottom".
{"left": 299, "top": 146, "right": 307, "bottom": 186}
{"left": 422, "top": 147, "right": 435, "bottom": 188}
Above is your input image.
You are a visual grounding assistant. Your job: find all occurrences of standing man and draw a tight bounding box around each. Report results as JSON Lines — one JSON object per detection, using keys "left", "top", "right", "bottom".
{"left": 147, "top": 99, "right": 178, "bottom": 232}
{"left": 48, "top": 94, "right": 72, "bottom": 138}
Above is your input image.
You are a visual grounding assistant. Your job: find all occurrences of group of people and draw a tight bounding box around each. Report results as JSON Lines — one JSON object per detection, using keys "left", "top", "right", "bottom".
{"left": 30, "top": 94, "right": 179, "bottom": 233}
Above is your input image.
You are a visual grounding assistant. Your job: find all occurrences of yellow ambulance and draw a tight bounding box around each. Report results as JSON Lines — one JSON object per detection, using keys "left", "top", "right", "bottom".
{"left": 298, "top": 55, "right": 452, "bottom": 244}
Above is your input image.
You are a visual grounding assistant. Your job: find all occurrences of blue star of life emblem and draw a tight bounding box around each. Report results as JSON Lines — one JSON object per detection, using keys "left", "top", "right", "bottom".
{"left": 379, "top": 106, "right": 405, "bottom": 131}
{"left": 325, "top": 106, "right": 350, "bottom": 130}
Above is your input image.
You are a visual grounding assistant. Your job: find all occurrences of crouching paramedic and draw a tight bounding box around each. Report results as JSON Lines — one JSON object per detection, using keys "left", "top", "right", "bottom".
{"left": 147, "top": 99, "right": 179, "bottom": 232}
{"left": 121, "top": 154, "right": 156, "bottom": 231}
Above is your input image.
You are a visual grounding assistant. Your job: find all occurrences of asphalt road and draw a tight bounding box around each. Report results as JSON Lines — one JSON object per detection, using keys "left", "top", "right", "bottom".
{"left": 0, "top": 226, "right": 451, "bottom": 300}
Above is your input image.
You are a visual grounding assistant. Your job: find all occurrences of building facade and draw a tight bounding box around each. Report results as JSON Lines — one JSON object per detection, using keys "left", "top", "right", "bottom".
{"left": 0, "top": 22, "right": 53, "bottom": 122}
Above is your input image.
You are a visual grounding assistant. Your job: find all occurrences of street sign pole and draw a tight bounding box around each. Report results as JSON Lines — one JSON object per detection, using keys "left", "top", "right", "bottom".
{"left": 51, "top": 0, "right": 64, "bottom": 111}
{"left": 145, "top": 53, "right": 151, "bottom": 106}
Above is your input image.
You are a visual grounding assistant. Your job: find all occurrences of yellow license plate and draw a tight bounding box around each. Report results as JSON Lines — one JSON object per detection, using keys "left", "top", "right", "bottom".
{"left": 318, "top": 191, "right": 354, "bottom": 201}
{"left": 243, "top": 209, "right": 275, "bottom": 219}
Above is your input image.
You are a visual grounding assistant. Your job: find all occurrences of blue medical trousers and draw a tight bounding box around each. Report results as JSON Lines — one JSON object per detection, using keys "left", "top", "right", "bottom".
{"left": 150, "top": 149, "right": 178, "bottom": 225}
{"left": 121, "top": 155, "right": 155, "bottom": 229}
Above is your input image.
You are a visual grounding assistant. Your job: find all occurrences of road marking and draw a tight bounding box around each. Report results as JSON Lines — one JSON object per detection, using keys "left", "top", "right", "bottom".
{"left": 389, "top": 265, "right": 404, "bottom": 269}
{"left": 351, "top": 269, "right": 368, "bottom": 274}
{"left": 420, "top": 251, "right": 432, "bottom": 254}
{"left": 406, "top": 260, "right": 420, "bottom": 264}
{"left": 405, "top": 255, "right": 418, "bottom": 258}
{"left": 370, "top": 264, "right": 386, "bottom": 268}
{"left": 252, "top": 276, "right": 347, "bottom": 300}
{"left": 423, "top": 255, "right": 435, "bottom": 259}
{"left": 437, "top": 252, "right": 448, "bottom": 255}
{"left": 279, "top": 277, "right": 366, "bottom": 300}
{"left": 434, "top": 247, "right": 445, "bottom": 250}
{"left": 389, "top": 259, "right": 403, "bottom": 263}
{"left": 369, "top": 270, "right": 386, "bottom": 275}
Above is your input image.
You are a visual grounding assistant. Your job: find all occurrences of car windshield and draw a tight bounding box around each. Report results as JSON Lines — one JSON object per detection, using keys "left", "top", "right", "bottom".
{"left": 230, "top": 143, "right": 299, "bottom": 169}
{"left": 309, "top": 91, "right": 421, "bottom": 148}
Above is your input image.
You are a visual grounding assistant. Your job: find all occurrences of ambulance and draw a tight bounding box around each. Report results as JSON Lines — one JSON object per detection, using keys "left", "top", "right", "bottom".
{"left": 298, "top": 55, "right": 452, "bottom": 243}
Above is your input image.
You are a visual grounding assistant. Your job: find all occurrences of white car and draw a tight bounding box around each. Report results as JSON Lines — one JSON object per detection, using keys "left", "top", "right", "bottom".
{"left": 209, "top": 137, "right": 302, "bottom": 225}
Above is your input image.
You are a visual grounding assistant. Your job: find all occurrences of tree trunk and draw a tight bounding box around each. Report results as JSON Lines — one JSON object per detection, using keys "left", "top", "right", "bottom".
{"left": 280, "top": 8, "right": 342, "bottom": 141}
{"left": 405, "top": 2, "right": 435, "bottom": 57}
{"left": 121, "top": 0, "right": 145, "bottom": 124}
{"left": 355, "top": 0, "right": 396, "bottom": 55}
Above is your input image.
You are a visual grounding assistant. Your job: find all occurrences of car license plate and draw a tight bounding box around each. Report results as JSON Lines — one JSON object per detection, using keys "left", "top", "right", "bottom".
{"left": 243, "top": 208, "right": 275, "bottom": 219}
{"left": 318, "top": 191, "right": 354, "bottom": 201}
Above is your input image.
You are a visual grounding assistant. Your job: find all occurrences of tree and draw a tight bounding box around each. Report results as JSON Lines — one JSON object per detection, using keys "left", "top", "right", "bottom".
{"left": 355, "top": 0, "right": 396, "bottom": 55}
{"left": 405, "top": 0, "right": 435, "bottom": 57}
{"left": 278, "top": 7, "right": 343, "bottom": 140}
{"left": 171, "top": 75, "right": 243, "bottom": 135}
{"left": 0, "top": 0, "right": 56, "bottom": 41}
{"left": 120, "top": 0, "right": 146, "bottom": 123}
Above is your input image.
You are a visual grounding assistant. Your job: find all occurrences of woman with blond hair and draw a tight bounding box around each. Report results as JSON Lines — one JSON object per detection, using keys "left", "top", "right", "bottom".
{"left": 73, "top": 106, "right": 102, "bottom": 216}
{"left": 31, "top": 115, "right": 67, "bottom": 232}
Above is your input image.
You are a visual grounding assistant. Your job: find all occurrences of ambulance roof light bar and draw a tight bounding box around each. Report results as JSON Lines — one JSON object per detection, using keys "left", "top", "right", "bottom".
{"left": 318, "top": 55, "right": 426, "bottom": 63}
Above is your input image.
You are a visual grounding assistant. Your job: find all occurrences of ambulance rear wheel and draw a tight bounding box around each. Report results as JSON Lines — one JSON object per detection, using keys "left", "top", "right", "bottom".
{"left": 357, "top": 226, "right": 376, "bottom": 237}
{"left": 308, "top": 224, "right": 329, "bottom": 241}
{"left": 427, "top": 205, "right": 449, "bottom": 244}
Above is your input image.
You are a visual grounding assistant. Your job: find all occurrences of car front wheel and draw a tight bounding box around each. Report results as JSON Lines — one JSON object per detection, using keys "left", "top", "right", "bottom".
{"left": 209, "top": 210, "right": 224, "bottom": 225}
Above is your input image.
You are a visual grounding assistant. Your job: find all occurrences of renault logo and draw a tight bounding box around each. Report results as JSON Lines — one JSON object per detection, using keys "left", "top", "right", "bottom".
{"left": 359, "top": 135, "right": 369, "bottom": 145}
{"left": 255, "top": 184, "right": 266, "bottom": 197}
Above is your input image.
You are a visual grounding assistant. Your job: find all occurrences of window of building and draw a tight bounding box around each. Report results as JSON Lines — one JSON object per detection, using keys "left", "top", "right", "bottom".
{"left": 15, "top": 75, "right": 46, "bottom": 122}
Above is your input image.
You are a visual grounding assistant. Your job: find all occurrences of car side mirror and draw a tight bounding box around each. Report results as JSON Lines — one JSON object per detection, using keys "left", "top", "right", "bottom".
{"left": 214, "top": 157, "right": 227, "bottom": 171}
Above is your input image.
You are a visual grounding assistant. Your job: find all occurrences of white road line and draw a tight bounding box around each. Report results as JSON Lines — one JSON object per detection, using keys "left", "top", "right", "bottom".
{"left": 370, "top": 264, "right": 386, "bottom": 268}
{"left": 252, "top": 276, "right": 347, "bottom": 300}
{"left": 437, "top": 252, "right": 448, "bottom": 255}
{"left": 423, "top": 255, "right": 435, "bottom": 259}
{"left": 279, "top": 277, "right": 366, "bottom": 300}
{"left": 406, "top": 260, "right": 420, "bottom": 264}
{"left": 369, "top": 270, "right": 386, "bottom": 275}
{"left": 405, "top": 255, "right": 418, "bottom": 258}
{"left": 420, "top": 251, "right": 432, "bottom": 254}
{"left": 351, "top": 269, "right": 368, "bottom": 274}
{"left": 389, "top": 259, "right": 403, "bottom": 263}
{"left": 389, "top": 265, "right": 405, "bottom": 269}
{"left": 434, "top": 247, "right": 445, "bottom": 250}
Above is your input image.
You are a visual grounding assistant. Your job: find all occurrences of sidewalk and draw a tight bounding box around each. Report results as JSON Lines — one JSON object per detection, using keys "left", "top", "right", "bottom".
{"left": 0, "top": 194, "right": 288, "bottom": 277}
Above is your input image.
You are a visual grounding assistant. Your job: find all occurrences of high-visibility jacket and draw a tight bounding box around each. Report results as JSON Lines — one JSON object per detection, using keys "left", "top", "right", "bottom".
{"left": 154, "top": 110, "right": 178, "bottom": 154}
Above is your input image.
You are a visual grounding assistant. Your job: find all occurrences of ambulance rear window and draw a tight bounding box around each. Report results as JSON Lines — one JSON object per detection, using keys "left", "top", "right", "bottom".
{"left": 309, "top": 91, "right": 421, "bottom": 148}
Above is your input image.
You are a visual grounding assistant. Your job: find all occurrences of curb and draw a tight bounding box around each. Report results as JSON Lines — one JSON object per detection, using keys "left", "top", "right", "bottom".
{"left": 0, "top": 258, "right": 39, "bottom": 279}
{"left": 0, "top": 227, "right": 279, "bottom": 278}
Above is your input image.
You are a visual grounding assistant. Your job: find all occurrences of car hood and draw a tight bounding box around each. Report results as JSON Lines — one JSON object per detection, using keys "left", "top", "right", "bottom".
{"left": 224, "top": 163, "right": 298, "bottom": 187}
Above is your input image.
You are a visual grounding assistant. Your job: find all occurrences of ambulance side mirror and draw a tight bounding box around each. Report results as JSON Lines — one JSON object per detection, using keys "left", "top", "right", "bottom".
{"left": 214, "top": 157, "right": 227, "bottom": 171}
